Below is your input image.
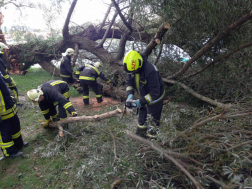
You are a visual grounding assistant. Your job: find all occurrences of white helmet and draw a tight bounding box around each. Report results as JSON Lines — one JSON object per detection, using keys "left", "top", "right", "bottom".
{"left": 0, "top": 42, "right": 9, "bottom": 52}
{"left": 62, "top": 48, "right": 75, "bottom": 56}
{"left": 94, "top": 62, "right": 101, "bottom": 68}
{"left": 27, "top": 89, "right": 43, "bottom": 102}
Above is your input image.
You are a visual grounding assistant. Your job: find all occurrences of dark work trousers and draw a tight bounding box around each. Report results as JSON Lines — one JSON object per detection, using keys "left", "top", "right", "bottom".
{"left": 41, "top": 100, "right": 69, "bottom": 119}
{"left": 0, "top": 114, "right": 24, "bottom": 157}
{"left": 61, "top": 76, "right": 76, "bottom": 84}
{"left": 138, "top": 98, "right": 164, "bottom": 128}
{"left": 80, "top": 80, "right": 103, "bottom": 105}
{"left": 61, "top": 77, "right": 82, "bottom": 93}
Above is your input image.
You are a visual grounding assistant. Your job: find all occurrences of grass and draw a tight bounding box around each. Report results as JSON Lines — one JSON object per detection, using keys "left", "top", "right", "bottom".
{"left": 1, "top": 68, "right": 252, "bottom": 189}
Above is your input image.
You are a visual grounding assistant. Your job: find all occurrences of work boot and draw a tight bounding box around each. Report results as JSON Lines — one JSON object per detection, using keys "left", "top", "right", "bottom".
{"left": 97, "top": 97, "right": 103, "bottom": 103}
{"left": 147, "top": 127, "right": 159, "bottom": 139}
{"left": 9, "top": 151, "right": 24, "bottom": 158}
{"left": 77, "top": 88, "right": 83, "bottom": 94}
{"left": 23, "top": 141, "right": 29, "bottom": 147}
{"left": 52, "top": 116, "right": 60, "bottom": 122}
{"left": 135, "top": 128, "right": 147, "bottom": 139}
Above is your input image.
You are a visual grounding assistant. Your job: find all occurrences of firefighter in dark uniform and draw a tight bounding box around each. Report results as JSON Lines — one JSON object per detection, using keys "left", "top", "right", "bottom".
{"left": 0, "top": 72, "right": 28, "bottom": 158}
{"left": 123, "top": 50, "right": 165, "bottom": 139}
{"left": 60, "top": 48, "right": 83, "bottom": 93}
{"left": 27, "top": 80, "right": 78, "bottom": 127}
{"left": 0, "top": 42, "right": 21, "bottom": 105}
{"left": 78, "top": 62, "right": 112, "bottom": 105}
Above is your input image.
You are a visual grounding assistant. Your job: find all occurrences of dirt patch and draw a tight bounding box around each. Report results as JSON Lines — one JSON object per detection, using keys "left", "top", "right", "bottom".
{"left": 70, "top": 96, "right": 121, "bottom": 115}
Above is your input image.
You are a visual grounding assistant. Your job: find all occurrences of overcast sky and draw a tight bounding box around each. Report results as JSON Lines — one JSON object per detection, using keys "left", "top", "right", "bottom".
{"left": 1, "top": 0, "right": 111, "bottom": 31}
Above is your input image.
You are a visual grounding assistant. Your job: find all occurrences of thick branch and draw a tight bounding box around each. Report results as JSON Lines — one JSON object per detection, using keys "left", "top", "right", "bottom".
{"left": 97, "top": 2, "right": 113, "bottom": 33}
{"left": 185, "top": 41, "right": 252, "bottom": 79}
{"left": 168, "top": 11, "right": 252, "bottom": 79}
{"left": 62, "top": 0, "right": 77, "bottom": 38}
{"left": 142, "top": 22, "right": 171, "bottom": 57}
{"left": 163, "top": 79, "right": 231, "bottom": 109}
{"left": 42, "top": 108, "right": 122, "bottom": 127}
{"left": 111, "top": 0, "right": 133, "bottom": 32}
{"left": 96, "top": 11, "right": 118, "bottom": 48}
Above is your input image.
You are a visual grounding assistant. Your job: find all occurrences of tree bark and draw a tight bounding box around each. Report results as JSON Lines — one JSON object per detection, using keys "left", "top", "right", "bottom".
{"left": 42, "top": 108, "right": 122, "bottom": 128}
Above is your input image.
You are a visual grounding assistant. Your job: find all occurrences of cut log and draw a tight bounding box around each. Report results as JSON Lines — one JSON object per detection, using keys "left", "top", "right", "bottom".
{"left": 41, "top": 108, "right": 122, "bottom": 136}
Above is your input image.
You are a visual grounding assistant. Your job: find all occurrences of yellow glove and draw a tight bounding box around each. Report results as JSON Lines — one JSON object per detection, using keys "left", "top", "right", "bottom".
{"left": 45, "top": 119, "right": 52, "bottom": 127}
{"left": 71, "top": 111, "right": 78, "bottom": 117}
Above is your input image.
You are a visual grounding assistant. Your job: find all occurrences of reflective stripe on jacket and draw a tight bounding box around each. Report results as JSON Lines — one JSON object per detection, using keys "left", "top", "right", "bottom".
{"left": 126, "top": 58, "right": 165, "bottom": 106}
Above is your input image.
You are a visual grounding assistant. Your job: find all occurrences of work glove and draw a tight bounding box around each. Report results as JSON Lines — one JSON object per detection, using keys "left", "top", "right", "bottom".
{"left": 45, "top": 119, "right": 52, "bottom": 127}
{"left": 133, "top": 99, "right": 141, "bottom": 108}
{"left": 71, "top": 111, "right": 78, "bottom": 117}
{"left": 126, "top": 94, "right": 134, "bottom": 106}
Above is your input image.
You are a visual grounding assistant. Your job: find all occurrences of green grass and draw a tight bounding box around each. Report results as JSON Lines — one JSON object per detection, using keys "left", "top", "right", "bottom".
{"left": 2, "top": 68, "right": 251, "bottom": 188}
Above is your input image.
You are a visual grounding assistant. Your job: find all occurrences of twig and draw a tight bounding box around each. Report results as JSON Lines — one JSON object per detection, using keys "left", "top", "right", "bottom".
{"left": 126, "top": 131, "right": 203, "bottom": 189}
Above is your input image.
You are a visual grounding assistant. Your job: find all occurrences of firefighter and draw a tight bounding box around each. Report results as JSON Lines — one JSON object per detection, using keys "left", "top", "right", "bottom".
{"left": 60, "top": 48, "right": 83, "bottom": 93}
{"left": 78, "top": 62, "right": 112, "bottom": 105}
{"left": 27, "top": 80, "right": 78, "bottom": 127}
{"left": 0, "top": 42, "right": 21, "bottom": 106}
{"left": 0, "top": 73, "right": 28, "bottom": 158}
{"left": 123, "top": 50, "right": 165, "bottom": 139}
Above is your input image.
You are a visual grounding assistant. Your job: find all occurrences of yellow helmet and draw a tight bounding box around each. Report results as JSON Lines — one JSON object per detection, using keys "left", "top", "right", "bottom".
{"left": 27, "top": 89, "right": 43, "bottom": 102}
{"left": 123, "top": 50, "right": 143, "bottom": 73}
{"left": 62, "top": 48, "right": 75, "bottom": 56}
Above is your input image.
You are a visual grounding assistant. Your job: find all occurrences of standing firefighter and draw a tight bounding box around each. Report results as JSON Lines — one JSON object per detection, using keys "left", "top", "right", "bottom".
{"left": 27, "top": 80, "right": 78, "bottom": 127}
{"left": 0, "top": 42, "right": 21, "bottom": 105}
{"left": 0, "top": 73, "right": 28, "bottom": 158}
{"left": 60, "top": 48, "right": 83, "bottom": 93}
{"left": 123, "top": 50, "right": 165, "bottom": 139}
{"left": 77, "top": 62, "right": 112, "bottom": 105}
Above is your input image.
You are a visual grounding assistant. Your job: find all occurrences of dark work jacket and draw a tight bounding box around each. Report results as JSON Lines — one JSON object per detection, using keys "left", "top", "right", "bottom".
{"left": 75, "top": 65, "right": 85, "bottom": 79}
{"left": 0, "top": 73, "right": 17, "bottom": 120}
{"left": 126, "top": 56, "right": 165, "bottom": 106}
{"left": 79, "top": 64, "right": 111, "bottom": 83}
{"left": 0, "top": 57, "right": 15, "bottom": 88}
{"left": 60, "top": 56, "right": 73, "bottom": 78}
{"left": 39, "top": 80, "right": 75, "bottom": 120}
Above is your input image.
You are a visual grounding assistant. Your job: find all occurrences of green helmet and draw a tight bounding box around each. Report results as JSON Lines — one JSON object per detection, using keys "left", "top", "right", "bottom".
{"left": 123, "top": 50, "right": 143, "bottom": 73}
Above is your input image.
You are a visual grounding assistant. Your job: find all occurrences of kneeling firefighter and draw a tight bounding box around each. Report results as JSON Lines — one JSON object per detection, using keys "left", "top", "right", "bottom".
{"left": 77, "top": 62, "right": 113, "bottom": 105}
{"left": 27, "top": 80, "right": 78, "bottom": 127}
{"left": 123, "top": 50, "right": 165, "bottom": 139}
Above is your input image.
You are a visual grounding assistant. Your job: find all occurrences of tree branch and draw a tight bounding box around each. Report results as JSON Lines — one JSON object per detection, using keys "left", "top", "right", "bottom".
{"left": 111, "top": 0, "right": 133, "bottom": 32}
{"left": 62, "top": 0, "right": 78, "bottom": 38}
{"left": 163, "top": 79, "right": 231, "bottom": 109}
{"left": 126, "top": 131, "right": 203, "bottom": 189}
{"left": 142, "top": 22, "right": 170, "bottom": 57}
{"left": 168, "top": 11, "right": 252, "bottom": 79}
{"left": 184, "top": 41, "right": 252, "bottom": 79}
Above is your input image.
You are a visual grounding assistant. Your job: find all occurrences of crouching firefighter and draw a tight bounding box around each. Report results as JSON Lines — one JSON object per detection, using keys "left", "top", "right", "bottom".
{"left": 27, "top": 80, "right": 78, "bottom": 128}
{"left": 0, "top": 73, "right": 28, "bottom": 158}
{"left": 78, "top": 62, "right": 113, "bottom": 105}
{"left": 60, "top": 48, "right": 83, "bottom": 93}
{"left": 123, "top": 50, "right": 165, "bottom": 139}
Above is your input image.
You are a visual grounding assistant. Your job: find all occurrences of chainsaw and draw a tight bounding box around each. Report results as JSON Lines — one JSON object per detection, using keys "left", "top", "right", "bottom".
{"left": 121, "top": 99, "right": 139, "bottom": 119}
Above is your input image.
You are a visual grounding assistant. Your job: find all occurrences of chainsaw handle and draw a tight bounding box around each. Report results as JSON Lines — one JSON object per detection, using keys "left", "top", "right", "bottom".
{"left": 125, "top": 101, "right": 137, "bottom": 108}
